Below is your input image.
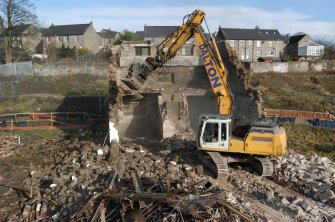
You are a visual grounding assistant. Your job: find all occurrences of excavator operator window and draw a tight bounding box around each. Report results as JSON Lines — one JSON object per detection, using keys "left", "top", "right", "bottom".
{"left": 203, "top": 122, "right": 218, "bottom": 143}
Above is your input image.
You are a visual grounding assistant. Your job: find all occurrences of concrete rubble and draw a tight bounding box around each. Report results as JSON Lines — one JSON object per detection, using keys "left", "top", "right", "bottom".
{"left": 3, "top": 134, "right": 335, "bottom": 221}
{"left": 274, "top": 151, "right": 335, "bottom": 204}
{"left": 3, "top": 136, "right": 257, "bottom": 221}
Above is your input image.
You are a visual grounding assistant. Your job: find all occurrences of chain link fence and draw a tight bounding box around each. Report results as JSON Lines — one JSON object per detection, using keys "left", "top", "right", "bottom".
{"left": 0, "top": 61, "right": 33, "bottom": 97}
{"left": 0, "top": 61, "right": 33, "bottom": 76}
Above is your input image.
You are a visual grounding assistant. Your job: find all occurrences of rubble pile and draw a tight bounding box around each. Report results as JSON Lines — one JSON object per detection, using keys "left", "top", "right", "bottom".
{"left": 6, "top": 137, "right": 259, "bottom": 221}
{"left": 274, "top": 152, "right": 335, "bottom": 204}
{"left": 4, "top": 133, "right": 335, "bottom": 221}
{"left": 72, "top": 171, "right": 254, "bottom": 222}
{"left": 227, "top": 169, "right": 335, "bottom": 221}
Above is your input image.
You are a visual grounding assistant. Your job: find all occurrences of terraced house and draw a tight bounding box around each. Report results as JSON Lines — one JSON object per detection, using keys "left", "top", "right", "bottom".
{"left": 216, "top": 27, "right": 286, "bottom": 62}
{"left": 43, "top": 22, "right": 102, "bottom": 53}
{"left": 144, "top": 25, "right": 194, "bottom": 56}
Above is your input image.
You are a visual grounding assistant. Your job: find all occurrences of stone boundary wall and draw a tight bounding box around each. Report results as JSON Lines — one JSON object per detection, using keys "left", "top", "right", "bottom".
{"left": 251, "top": 60, "right": 335, "bottom": 74}
{"left": 33, "top": 62, "right": 109, "bottom": 76}
{"left": 119, "top": 56, "right": 203, "bottom": 67}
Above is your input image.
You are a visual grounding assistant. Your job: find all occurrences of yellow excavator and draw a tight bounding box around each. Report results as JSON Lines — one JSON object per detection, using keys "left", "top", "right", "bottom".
{"left": 122, "top": 10, "right": 287, "bottom": 177}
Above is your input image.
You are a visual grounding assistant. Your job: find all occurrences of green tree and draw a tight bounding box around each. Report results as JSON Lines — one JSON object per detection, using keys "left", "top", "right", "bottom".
{"left": 57, "top": 45, "right": 76, "bottom": 58}
{"left": 113, "top": 30, "right": 143, "bottom": 45}
{"left": 0, "top": 0, "right": 38, "bottom": 63}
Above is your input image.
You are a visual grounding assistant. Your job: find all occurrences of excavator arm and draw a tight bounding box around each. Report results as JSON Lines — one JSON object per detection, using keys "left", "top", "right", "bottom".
{"left": 193, "top": 29, "right": 232, "bottom": 115}
{"left": 122, "top": 9, "right": 232, "bottom": 115}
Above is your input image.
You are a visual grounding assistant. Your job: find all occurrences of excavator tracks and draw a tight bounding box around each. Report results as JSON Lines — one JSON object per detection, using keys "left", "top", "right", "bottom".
{"left": 198, "top": 151, "right": 274, "bottom": 178}
{"left": 197, "top": 151, "right": 228, "bottom": 179}
{"left": 207, "top": 152, "right": 229, "bottom": 177}
{"left": 250, "top": 157, "right": 274, "bottom": 177}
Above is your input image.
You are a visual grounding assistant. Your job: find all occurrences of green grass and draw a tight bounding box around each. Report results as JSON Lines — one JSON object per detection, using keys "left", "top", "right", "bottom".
{"left": 251, "top": 71, "right": 335, "bottom": 113}
{"left": 282, "top": 123, "right": 335, "bottom": 161}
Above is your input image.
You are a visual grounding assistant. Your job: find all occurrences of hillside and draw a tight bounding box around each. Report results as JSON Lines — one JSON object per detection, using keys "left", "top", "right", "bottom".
{"left": 250, "top": 71, "right": 335, "bottom": 113}
{"left": 251, "top": 71, "right": 335, "bottom": 161}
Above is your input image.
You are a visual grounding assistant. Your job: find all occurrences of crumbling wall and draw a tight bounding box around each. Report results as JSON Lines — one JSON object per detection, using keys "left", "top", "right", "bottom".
{"left": 158, "top": 93, "right": 191, "bottom": 138}
{"left": 113, "top": 41, "right": 264, "bottom": 140}
{"left": 118, "top": 94, "right": 162, "bottom": 140}
{"left": 108, "top": 57, "right": 123, "bottom": 158}
{"left": 217, "top": 41, "right": 263, "bottom": 125}
{"left": 116, "top": 66, "right": 218, "bottom": 139}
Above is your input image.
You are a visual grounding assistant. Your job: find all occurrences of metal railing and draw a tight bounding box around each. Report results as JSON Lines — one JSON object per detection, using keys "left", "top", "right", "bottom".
{"left": 0, "top": 112, "right": 107, "bottom": 131}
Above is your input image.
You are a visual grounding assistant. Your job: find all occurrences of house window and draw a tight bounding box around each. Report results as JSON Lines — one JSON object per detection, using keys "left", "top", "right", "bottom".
{"left": 248, "top": 40, "right": 252, "bottom": 46}
{"left": 269, "top": 41, "right": 273, "bottom": 47}
{"left": 268, "top": 50, "right": 274, "bottom": 56}
{"left": 47, "top": 37, "right": 50, "bottom": 43}
{"left": 256, "top": 50, "right": 262, "bottom": 56}
{"left": 316, "top": 47, "right": 321, "bottom": 55}
{"left": 75, "top": 36, "right": 80, "bottom": 42}
{"left": 57, "top": 36, "right": 61, "bottom": 42}
{"left": 229, "top": 40, "right": 234, "bottom": 47}
{"left": 256, "top": 40, "right": 261, "bottom": 47}
{"left": 135, "top": 46, "right": 150, "bottom": 56}
{"left": 63, "top": 36, "right": 69, "bottom": 42}
{"left": 239, "top": 40, "right": 243, "bottom": 46}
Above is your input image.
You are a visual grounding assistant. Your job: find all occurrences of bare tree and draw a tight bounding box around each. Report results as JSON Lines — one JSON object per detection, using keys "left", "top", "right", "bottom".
{"left": 0, "top": 0, "right": 37, "bottom": 63}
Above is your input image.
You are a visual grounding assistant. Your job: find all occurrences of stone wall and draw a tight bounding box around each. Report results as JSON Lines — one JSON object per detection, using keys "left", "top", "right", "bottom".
{"left": 251, "top": 60, "right": 335, "bottom": 74}
{"left": 216, "top": 41, "right": 262, "bottom": 125}
{"left": 33, "top": 62, "right": 108, "bottom": 76}
{"left": 120, "top": 56, "right": 202, "bottom": 67}
{"left": 117, "top": 65, "right": 217, "bottom": 139}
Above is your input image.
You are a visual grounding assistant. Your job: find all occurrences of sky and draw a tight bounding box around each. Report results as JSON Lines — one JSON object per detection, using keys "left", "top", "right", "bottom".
{"left": 35, "top": 0, "right": 335, "bottom": 38}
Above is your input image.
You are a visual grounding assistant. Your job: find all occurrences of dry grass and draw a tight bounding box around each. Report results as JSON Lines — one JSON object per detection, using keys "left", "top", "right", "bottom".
{"left": 251, "top": 71, "right": 335, "bottom": 161}
{"left": 0, "top": 74, "right": 108, "bottom": 114}
{"left": 282, "top": 123, "right": 335, "bottom": 161}
{"left": 251, "top": 71, "right": 335, "bottom": 113}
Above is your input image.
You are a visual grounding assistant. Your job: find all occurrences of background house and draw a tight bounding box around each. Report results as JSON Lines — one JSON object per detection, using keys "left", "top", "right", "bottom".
{"left": 43, "top": 22, "right": 102, "bottom": 53}
{"left": 98, "top": 29, "right": 119, "bottom": 49}
{"left": 288, "top": 34, "right": 324, "bottom": 59}
{"left": 144, "top": 25, "right": 194, "bottom": 56}
{"left": 216, "top": 27, "right": 286, "bottom": 62}
{"left": 144, "top": 25, "right": 179, "bottom": 44}
{"left": 10, "top": 24, "right": 43, "bottom": 54}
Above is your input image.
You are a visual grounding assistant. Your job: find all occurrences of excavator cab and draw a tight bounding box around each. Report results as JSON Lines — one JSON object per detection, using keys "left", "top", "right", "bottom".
{"left": 197, "top": 115, "right": 232, "bottom": 151}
